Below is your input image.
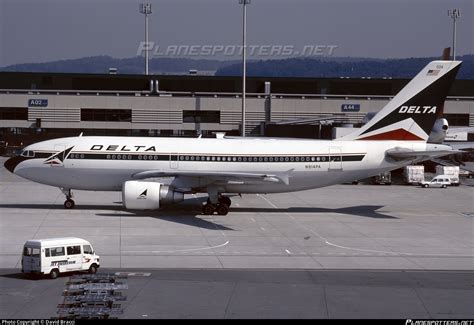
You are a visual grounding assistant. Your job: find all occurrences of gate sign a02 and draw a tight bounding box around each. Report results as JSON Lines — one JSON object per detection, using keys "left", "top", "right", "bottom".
{"left": 28, "top": 99, "right": 48, "bottom": 107}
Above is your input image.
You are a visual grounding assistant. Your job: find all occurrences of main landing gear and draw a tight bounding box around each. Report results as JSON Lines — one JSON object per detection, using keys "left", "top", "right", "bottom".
{"left": 202, "top": 196, "right": 232, "bottom": 216}
{"left": 61, "top": 188, "right": 75, "bottom": 209}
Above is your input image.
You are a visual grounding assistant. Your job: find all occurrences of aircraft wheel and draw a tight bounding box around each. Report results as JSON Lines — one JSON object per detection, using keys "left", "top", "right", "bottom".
{"left": 219, "top": 196, "right": 231, "bottom": 207}
{"left": 202, "top": 203, "right": 215, "bottom": 215}
{"left": 64, "top": 199, "right": 75, "bottom": 209}
{"left": 216, "top": 204, "right": 229, "bottom": 216}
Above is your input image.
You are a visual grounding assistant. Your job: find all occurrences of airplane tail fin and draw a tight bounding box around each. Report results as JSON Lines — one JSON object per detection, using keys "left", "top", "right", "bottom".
{"left": 337, "top": 60, "right": 462, "bottom": 141}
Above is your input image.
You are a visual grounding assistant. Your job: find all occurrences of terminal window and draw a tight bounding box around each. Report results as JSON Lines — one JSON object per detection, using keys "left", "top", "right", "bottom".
{"left": 0, "top": 107, "right": 28, "bottom": 120}
{"left": 81, "top": 109, "right": 132, "bottom": 122}
{"left": 183, "top": 110, "right": 220, "bottom": 123}
{"left": 443, "top": 114, "right": 469, "bottom": 126}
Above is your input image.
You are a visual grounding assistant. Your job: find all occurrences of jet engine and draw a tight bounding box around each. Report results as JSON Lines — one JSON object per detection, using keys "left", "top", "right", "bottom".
{"left": 428, "top": 118, "right": 449, "bottom": 144}
{"left": 122, "top": 180, "right": 184, "bottom": 210}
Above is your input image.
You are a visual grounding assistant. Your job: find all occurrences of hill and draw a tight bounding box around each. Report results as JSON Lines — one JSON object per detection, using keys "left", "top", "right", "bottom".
{"left": 0, "top": 56, "right": 234, "bottom": 75}
{"left": 1, "top": 55, "right": 473, "bottom": 79}
{"left": 215, "top": 55, "right": 474, "bottom": 79}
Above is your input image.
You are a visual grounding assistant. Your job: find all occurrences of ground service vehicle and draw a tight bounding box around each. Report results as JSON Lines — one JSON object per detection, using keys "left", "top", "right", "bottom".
{"left": 404, "top": 165, "right": 425, "bottom": 185}
{"left": 420, "top": 175, "right": 451, "bottom": 188}
{"left": 372, "top": 171, "right": 392, "bottom": 185}
{"left": 22, "top": 237, "right": 100, "bottom": 279}
{"left": 435, "top": 166, "right": 460, "bottom": 186}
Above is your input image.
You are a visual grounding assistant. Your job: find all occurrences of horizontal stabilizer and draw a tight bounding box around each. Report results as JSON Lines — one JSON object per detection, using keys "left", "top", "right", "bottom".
{"left": 446, "top": 142, "right": 474, "bottom": 152}
{"left": 386, "top": 147, "right": 461, "bottom": 160}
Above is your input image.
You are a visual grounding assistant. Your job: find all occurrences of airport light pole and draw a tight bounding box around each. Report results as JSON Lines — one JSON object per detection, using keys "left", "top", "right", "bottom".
{"left": 448, "top": 9, "right": 461, "bottom": 60}
{"left": 239, "top": 0, "right": 250, "bottom": 137}
{"left": 140, "top": 3, "right": 152, "bottom": 75}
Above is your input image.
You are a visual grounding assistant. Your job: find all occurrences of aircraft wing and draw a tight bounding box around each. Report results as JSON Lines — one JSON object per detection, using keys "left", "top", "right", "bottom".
{"left": 386, "top": 147, "right": 462, "bottom": 160}
{"left": 131, "top": 169, "right": 293, "bottom": 185}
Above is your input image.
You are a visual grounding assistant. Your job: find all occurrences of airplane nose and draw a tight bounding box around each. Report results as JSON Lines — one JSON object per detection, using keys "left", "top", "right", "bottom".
{"left": 4, "top": 156, "right": 24, "bottom": 173}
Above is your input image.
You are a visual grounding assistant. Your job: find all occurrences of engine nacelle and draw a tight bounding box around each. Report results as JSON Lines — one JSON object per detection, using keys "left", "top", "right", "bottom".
{"left": 122, "top": 181, "right": 184, "bottom": 210}
{"left": 428, "top": 118, "right": 449, "bottom": 144}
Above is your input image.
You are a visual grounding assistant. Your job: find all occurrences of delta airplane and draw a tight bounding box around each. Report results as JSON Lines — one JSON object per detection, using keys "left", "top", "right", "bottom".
{"left": 4, "top": 60, "right": 462, "bottom": 215}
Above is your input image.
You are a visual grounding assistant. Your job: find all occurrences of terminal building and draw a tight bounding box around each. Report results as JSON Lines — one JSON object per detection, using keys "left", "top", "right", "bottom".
{"left": 0, "top": 71, "right": 473, "bottom": 150}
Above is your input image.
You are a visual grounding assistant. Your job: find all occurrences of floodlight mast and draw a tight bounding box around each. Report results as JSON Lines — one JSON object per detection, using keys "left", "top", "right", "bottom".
{"left": 448, "top": 9, "right": 461, "bottom": 61}
{"left": 239, "top": 0, "right": 250, "bottom": 137}
{"left": 140, "top": 3, "right": 152, "bottom": 75}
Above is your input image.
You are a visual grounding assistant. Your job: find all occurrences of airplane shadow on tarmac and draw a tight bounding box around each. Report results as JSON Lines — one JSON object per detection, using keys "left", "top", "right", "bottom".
{"left": 228, "top": 206, "right": 397, "bottom": 219}
{"left": 92, "top": 204, "right": 397, "bottom": 231}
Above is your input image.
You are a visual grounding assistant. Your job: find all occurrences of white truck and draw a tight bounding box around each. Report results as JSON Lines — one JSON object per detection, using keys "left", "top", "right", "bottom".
{"left": 404, "top": 165, "right": 425, "bottom": 185}
{"left": 435, "top": 166, "right": 460, "bottom": 186}
{"left": 21, "top": 237, "right": 100, "bottom": 279}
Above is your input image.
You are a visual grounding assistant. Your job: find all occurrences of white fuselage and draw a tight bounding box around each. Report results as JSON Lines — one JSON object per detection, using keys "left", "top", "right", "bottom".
{"left": 12, "top": 136, "right": 441, "bottom": 194}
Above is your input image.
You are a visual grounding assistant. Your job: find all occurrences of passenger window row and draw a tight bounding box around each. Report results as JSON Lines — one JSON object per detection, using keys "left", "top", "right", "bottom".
{"left": 69, "top": 153, "right": 334, "bottom": 162}
{"left": 69, "top": 153, "right": 85, "bottom": 159}
{"left": 179, "top": 155, "right": 328, "bottom": 162}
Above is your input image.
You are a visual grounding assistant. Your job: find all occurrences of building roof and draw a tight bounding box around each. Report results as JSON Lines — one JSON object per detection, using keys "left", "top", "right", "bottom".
{"left": 1, "top": 71, "right": 473, "bottom": 96}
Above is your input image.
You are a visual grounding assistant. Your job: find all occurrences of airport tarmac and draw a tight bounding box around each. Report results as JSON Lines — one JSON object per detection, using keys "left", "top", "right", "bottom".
{"left": 0, "top": 157, "right": 473, "bottom": 318}
{"left": 1, "top": 268, "right": 473, "bottom": 319}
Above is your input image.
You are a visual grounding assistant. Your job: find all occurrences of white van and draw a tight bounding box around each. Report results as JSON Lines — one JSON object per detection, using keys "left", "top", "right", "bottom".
{"left": 21, "top": 237, "right": 100, "bottom": 279}
{"left": 420, "top": 175, "right": 452, "bottom": 188}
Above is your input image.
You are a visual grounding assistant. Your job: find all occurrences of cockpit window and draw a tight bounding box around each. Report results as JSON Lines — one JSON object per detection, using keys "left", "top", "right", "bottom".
{"left": 20, "top": 150, "right": 35, "bottom": 158}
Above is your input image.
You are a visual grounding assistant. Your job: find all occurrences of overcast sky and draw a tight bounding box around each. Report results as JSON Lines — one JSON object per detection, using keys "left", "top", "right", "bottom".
{"left": 0, "top": 0, "right": 472, "bottom": 67}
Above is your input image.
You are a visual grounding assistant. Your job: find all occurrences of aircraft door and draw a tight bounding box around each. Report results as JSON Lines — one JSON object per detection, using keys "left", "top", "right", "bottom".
{"left": 170, "top": 153, "right": 179, "bottom": 169}
{"left": 329, "top": 147, "right": 343, "bottom": 170}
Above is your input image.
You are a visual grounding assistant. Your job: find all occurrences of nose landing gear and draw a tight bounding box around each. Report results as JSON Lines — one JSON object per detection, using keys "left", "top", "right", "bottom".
{"left": 61, "top": 188, "right": 75, "bottom": 209}
{"left": 64, "top": 199, "right": 75, "bottom": 209}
